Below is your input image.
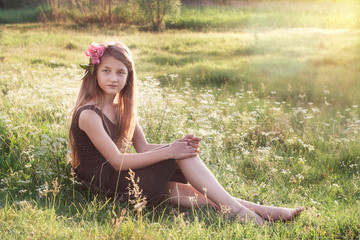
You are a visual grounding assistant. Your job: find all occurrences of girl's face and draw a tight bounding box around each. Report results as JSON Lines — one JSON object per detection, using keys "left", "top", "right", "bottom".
{"left": 96, "top": 55, "right": 128, "bottom": 99}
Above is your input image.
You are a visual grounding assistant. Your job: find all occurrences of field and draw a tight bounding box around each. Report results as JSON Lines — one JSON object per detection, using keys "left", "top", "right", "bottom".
{"left": 1, "top": 1, "right": 360, "bottom": 239}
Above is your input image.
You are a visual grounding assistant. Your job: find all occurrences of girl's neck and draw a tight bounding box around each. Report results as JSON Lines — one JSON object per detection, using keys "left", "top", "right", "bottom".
{"left": 103, "top": 102, "right": 115, "bottom": 110}
{"left": 103, "top": 94, "right": 116, "bottom": 107}
{"left": 85, "top": 96, "right": 115, "bottom": 110}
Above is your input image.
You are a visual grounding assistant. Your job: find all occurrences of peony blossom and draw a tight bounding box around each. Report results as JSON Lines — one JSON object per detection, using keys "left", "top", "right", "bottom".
{"left": 85, "top": 43, "right": 105, "bottom": 65}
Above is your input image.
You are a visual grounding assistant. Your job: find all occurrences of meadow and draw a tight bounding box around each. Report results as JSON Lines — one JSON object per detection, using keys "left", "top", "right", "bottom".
{"left": 1, "top": 1, "right": 360, "bottom": 239}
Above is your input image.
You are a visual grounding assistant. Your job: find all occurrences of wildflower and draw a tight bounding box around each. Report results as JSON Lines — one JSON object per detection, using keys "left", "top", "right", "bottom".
{"left": 17, "top": 200, "right": 30, "bottom": 207}
{"left": 298, "top": 158, "right": 306, "bottom": 165}
{"left": 242, "top": 149, "right": 250, "bottom": 156}
{"left": 169, "top": 74, "right": 178, "bottom": 79}
{"left": 296, "top": 174, "right": 304, "bottom": 180}
{"left": 188, "top": 193, "right": 198, "bottom": 205}
{"left": 311, "top": 198, "right": 319, "bottom": 205}
{"left": 271, "top": 107, "right": 280, "bottom": 112}
{"left": 18, "top": 180, "right": 30, "bottom": 184}
{"left": 311, "top": 107, "right": 320, "bottom": 113}
{"left": 324, "top": 89, "right": 330, "bottom": 95}
{"left": 290, "top": 175, "right": 297, "bottom": 183}
{"left": 219, "top": 204, "right": 231, "bottom": 215}
{"left": 324, "top": 97, "right": 330, "bottom": 106}
{"left": 134, "top": 201, "right": 147, "bottom": 212}
{"left": 182, "top": 211, "right": 189, "bottom": 217}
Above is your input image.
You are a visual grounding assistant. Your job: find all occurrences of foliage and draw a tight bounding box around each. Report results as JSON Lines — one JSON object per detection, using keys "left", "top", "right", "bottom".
{"left": 37, "top": 0, "right": 114, "bottom": 23}
{"left": 0, "top": 7, "right": 40, "bottom": 23}
{"left": 0, "top": 1, "right": 358, "bottom": 32}
{"left": 132, "top": 0, "right": 181, "bottom": 31}
{"left": 0, "top": 0, "right": 42, "bottom": 9}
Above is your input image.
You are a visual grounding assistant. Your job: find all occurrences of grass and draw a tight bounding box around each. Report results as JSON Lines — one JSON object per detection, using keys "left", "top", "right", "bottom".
{"left": 1, "top": 24, "right": 359, "bottom": 107}
{"left": 1, "top": 2, "right": 360, "bottom": 239}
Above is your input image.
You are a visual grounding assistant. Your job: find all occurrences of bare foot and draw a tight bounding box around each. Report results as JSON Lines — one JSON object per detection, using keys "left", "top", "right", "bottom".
{"left": 263, "top": 206, "right": 304, "bottom": 222}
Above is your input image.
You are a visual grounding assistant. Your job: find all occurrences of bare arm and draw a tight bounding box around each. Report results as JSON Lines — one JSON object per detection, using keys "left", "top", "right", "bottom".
{"left": 79, "top": 110, "right": 198, "bottom": 171}
{"left": 132, "top": 124, "right": 202, "bottom": 153}
{"left": 132, "top": 123, "right": 169, "bottom": 153}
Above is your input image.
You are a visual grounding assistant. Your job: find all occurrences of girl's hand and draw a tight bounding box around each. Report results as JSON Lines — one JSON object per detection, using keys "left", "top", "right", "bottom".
{"left": 168, "top": 140, "right": 198, "bottom": 160}
{"left": 177, "top": 134, "right": 202, "bottom": 150}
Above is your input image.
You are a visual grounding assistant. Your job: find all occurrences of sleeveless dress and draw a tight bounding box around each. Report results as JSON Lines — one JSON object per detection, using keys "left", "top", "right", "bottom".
{"left": 71, "top": 105, "right": 187, "bottom": 203}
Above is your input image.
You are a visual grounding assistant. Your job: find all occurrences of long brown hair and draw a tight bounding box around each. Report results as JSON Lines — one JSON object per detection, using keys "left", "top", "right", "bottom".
{"left": 68, "top": 42, "right": 137, "bottom": 168}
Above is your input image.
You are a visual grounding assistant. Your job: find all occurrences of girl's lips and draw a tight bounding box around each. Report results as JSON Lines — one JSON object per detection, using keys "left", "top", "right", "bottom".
{"left": 108, "top": 85, "right": 118, "bottom": 88}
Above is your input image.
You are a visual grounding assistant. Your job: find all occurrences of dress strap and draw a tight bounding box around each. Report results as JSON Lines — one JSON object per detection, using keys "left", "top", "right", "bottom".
{"left": 74, "top": 105, "right": 117, "bottom": 140}
{"left": 76, "top": 105, "right": 103, "bottom": 118}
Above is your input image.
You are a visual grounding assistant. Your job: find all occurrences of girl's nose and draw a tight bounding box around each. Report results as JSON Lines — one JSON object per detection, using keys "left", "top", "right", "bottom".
{"left": 110, "top": 74, "right": 117, "bottom": 82}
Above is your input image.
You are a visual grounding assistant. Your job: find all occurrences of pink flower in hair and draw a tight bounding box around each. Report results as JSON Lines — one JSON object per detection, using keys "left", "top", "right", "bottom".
{"left": 85, "top": 43, "right": 105, "bottom": 65}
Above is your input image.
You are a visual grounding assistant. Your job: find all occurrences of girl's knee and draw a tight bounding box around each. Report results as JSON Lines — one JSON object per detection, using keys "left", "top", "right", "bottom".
{"left": 175, "top": 156, "right": 200, "bottom": 165}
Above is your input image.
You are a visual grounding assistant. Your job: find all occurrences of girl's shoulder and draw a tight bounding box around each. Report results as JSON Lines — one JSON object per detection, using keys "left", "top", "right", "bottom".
{"left": 76, "top": 104, "right": 116, "bottom": 127}
{"left": 71, "top": 105, "right": 102, "bottom": 133}
{"left": 76, "top": 100, "right": 97, "bottom": 112}
{"left": 76, "top": 104, "right": 104, "bottom": 120}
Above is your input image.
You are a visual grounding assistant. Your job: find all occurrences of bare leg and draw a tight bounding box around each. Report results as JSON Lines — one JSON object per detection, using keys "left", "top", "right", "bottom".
{"left": 236, "top": 199, "right": 304, "bottom": 221}
{"left": 174, "top": 156, "right": 264, "bottom": 224}
{"left": 167, "top": 181, "right": 217, "bottom": 209}
{"left": 166, "top": 182, "right": 303, "bottom": 222}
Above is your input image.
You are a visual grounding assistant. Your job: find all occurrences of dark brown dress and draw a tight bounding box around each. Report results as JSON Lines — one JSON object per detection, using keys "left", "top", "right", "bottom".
{"left": 71, "top": 105, "right": 187, "bottom": 203}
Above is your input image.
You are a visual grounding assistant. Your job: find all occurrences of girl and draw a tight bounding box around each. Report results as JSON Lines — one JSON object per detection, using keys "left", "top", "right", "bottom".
{"left": 69, "top": 42, "right": 303, "bottom": 225}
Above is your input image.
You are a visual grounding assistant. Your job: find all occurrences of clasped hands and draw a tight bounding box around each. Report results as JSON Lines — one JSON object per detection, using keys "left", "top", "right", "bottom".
{"left": 177, "top": 133, "right": 202, "bottom": 154}
{"left": 168, "top": 134, "right": 202, "bottom": 159}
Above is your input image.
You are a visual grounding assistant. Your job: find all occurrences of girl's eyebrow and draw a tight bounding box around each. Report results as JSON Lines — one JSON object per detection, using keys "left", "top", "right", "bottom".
{"left": 101, "top": 65, "right": 127, "bottom": 71}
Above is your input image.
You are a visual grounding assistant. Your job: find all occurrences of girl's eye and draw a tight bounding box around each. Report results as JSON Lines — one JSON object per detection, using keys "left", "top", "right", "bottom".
{"left": 103, "top": 69, "right": 110, "bottom": 73}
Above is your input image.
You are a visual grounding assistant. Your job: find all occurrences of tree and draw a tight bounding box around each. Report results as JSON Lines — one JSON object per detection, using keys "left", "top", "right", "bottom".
{"left": 133, "top": 0, "right": 180, "bottom": 31}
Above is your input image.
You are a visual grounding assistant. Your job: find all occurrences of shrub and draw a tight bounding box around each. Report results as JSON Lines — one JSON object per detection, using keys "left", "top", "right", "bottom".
{"left": 0, "top": 7, "right": 40, "bottom": 23}
{"left": 38, "top": 0, "right": 115, "bottom": 24}
{"left": 0, "top": 0, "right": 41, "bottom": 9}
{"left": 133, "top": 0, "right": 181, "bottom": 31}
